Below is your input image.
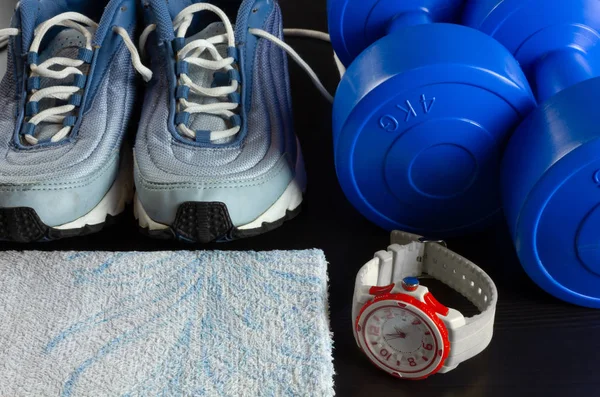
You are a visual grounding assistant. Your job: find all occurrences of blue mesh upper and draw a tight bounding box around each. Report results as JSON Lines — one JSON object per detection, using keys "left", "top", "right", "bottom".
{"left": 135, "top": 0, "right": 298, "bottom": 183}
{"left": 0, "top": 1, "right": 136, "bottom": 184}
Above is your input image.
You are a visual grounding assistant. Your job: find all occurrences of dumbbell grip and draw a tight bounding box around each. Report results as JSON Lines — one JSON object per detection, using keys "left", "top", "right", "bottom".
{"left": 534, "top": 49, "right": 599, "bottom": 102}
{"left": 387, "top": 10, "right": 433, "bottom": 35}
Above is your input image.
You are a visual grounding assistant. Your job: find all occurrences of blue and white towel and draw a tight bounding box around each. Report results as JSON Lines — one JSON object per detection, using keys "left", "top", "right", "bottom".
{"left": 0, "top": 250, "right": 333, "bottom": 396}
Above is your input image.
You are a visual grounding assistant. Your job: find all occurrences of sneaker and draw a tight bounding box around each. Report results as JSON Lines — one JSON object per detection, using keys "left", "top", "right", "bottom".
{"left": 0, "top": 0, "right": 150, "bottom": 242}
{"left": 134, "top": 0, "right": 309, "bottom": 243}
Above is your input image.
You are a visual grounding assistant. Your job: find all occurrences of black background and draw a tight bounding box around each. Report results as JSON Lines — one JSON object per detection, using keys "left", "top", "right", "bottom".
{"left": 3, "top": 1, "right": 600, "bottom": 396}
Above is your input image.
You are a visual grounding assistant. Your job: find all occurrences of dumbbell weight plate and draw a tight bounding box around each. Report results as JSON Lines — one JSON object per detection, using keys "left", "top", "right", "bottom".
{"left": 333, "top": 23, "right": 535, "bottom": 235}
{"left": 328, "top": 0, "right": 463, "bottom": 67}
{"left": 502, "top": 79, "right": 600, "bottom": 308}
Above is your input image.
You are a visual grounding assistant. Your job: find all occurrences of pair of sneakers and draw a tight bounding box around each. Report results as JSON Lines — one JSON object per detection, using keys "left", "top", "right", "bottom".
{"left": 0, "top": 0, "right": 317, "bottom": 243}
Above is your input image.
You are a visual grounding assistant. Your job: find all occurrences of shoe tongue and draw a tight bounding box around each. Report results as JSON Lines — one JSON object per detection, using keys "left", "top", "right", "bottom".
{"left": 183, "top": 22, "right": 235, "bottom": 145}
{"left": 33, "top": 28, "right": 89, "bottom": 142}
{"left": 18, "top": 0, "right": 105, "bottom": 50}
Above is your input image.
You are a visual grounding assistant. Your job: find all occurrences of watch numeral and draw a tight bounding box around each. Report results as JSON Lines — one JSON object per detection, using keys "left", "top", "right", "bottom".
{"left": 408, "top": 357, "right": 417, "bottom": 367}
{"left": 380, "top": 348, "right": 392, "bottom": 361}
{"left": 422, "top": 356, "right": 429, "bottom": 362}
{"left": 422, "top": 343, "right": 433, "bottom": 350}
{"left": 384, "top": 308, "right": 394, "bottom": 319}
{"left": 368, "top": 326, "right": 380, "bottom": 336}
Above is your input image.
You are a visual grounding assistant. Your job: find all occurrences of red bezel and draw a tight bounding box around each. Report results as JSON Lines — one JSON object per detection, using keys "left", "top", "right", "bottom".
{"left": 355, "top": 292, "right": 451, "bottom": 379}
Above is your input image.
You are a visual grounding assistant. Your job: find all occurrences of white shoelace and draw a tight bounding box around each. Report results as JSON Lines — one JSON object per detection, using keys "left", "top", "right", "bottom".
{"left": 0, "top": 28, "right": 18, "bottom": 51}
{"left": 137, "top": 3, "right": 333, "bottom": 143}
{"left": 283, "top": 28, "right": 346, "bottom": 77}
{"left": 0, "top": 1, "right": 20, "bottom": 51}
{"left": 0, "top": 12, "right": 149, "bottom": 146}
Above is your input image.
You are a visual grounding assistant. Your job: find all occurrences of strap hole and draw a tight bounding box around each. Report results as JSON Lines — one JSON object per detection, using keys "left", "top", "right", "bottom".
{"left": 442, "top": 263, "right": 447, "bottom": 269}
{"left": 462, "top": 275, "right": 466, "bottom": 280}
{"left": 452, "top": 269, "right": 456, "bottom": 274}
{"left": 484, "top": 295, "right": 488, "bottom": 302}
{"left": 470, "top": 281, "right": 475, "bottom": 288}
{"left": 477, "top": 288, "right": 482, "bottom": 295}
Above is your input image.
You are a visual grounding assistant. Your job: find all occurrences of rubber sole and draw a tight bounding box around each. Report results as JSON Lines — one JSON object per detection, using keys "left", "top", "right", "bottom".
{"left": 0, "top": 207, "right": 120, "bottom": 243}
{"left": 135, "top": 179, "right": 304, "bottom": 243}
{"left": 138, "top": 203, "right": 302, "bottom": 243}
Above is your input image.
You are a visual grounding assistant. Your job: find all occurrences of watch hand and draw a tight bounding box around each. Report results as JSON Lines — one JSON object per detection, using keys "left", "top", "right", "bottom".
{"left": 384, "top": 335, "right": 406, "bottom": 341}
{"left": 392, "top": 328, "right": 407, "bottom": 338}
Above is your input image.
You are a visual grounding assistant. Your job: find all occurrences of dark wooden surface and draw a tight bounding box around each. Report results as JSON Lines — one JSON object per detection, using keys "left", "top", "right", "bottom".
{"left": 3, "top": 1, "right": 600, "bottom": 396}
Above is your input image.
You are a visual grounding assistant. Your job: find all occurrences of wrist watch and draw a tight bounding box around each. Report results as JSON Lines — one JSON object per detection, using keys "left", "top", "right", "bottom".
{"left": 352, "top": 231, "right": 498, "bottom": 379}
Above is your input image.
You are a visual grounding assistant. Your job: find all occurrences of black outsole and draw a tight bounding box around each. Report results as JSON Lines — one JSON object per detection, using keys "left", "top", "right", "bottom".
{"left": 0, "top": 207, "right": 119, "bottom": 243}
{"left": 139, "top": 201, "right": 302, "bottom": 243}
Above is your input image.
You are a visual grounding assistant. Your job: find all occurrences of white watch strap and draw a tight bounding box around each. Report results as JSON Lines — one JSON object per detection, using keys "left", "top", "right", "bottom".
{"left": 353, "top": 231, "right": 498, "bottom": 370}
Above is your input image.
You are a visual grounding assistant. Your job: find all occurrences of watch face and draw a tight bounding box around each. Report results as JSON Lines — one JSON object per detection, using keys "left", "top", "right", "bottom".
{"left": 356, "top": 295, "right": 449, "bottom": 379}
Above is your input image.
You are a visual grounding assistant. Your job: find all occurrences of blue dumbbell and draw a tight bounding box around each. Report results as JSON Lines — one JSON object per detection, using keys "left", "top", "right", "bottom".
{"left": 328, "top": 0, "right": 536, "bottom": 237}
{"left": 465, "top": 0, "right": 600, "bottom": 307}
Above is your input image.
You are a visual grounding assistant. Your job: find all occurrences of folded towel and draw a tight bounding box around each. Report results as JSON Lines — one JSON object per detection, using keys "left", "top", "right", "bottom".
{"left": 0, "top": 250, "right": 333, "bottom": 397}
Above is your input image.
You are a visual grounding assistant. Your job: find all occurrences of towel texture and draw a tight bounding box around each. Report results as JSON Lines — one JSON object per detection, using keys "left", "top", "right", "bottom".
{"left": 0, "top": 250, "right": 333, "bottom": 397}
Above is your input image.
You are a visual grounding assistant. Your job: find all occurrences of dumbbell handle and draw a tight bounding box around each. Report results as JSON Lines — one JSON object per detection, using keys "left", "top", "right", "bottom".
{"left": 534, "top": 48, "right": 600, "bottom": 102}
{"left": 329, "top": 0, "right": 463, "bottom": 66}
{"left": 387, "top": 10, "right": 433, "bottom": 34}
